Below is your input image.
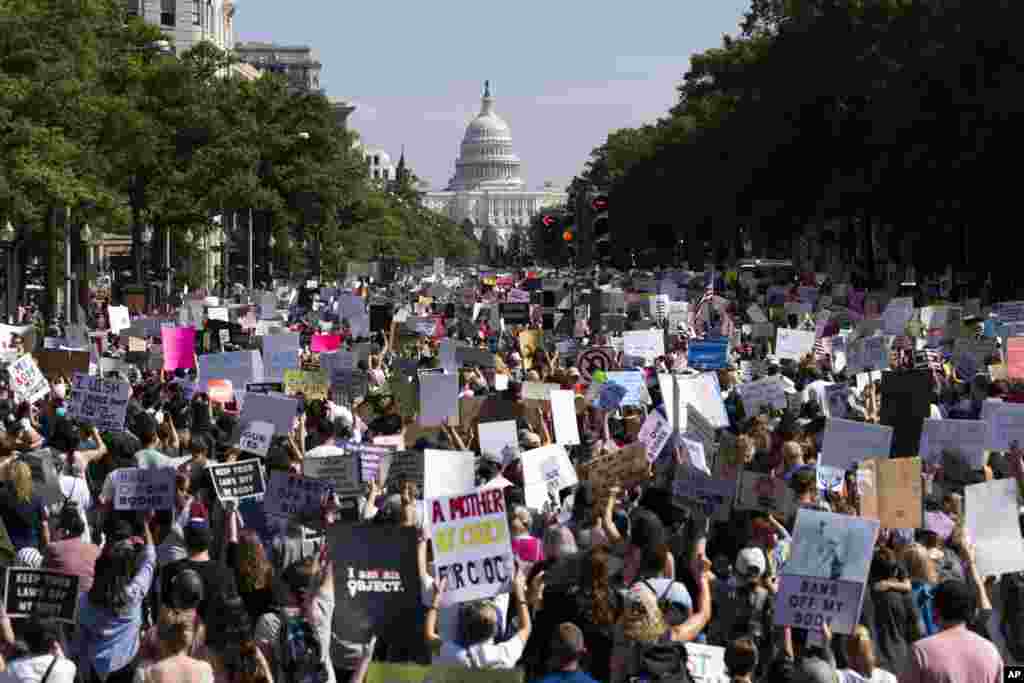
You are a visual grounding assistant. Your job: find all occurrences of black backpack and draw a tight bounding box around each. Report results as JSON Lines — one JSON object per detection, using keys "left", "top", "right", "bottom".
{"left": 1001, "top": 572, "right": 1024, "bottom": 661}
{"left": 633, "top": 641, "right": 694, "bottom": 683}
{"left": 278, "top": 611, "right": 329, "bottom": 683}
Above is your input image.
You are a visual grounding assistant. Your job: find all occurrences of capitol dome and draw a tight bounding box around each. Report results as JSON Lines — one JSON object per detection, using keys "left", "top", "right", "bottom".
{"left": 446, "top": 81, "right": 524, "bottom": 192}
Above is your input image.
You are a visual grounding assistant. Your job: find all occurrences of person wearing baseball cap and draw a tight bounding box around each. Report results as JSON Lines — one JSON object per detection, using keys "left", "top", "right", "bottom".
{"left": 535, "top": 623, "right": 598, "bottom": 683}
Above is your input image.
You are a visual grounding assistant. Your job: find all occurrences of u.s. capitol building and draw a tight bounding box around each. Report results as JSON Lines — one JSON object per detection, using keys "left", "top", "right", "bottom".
{"left": 423, "top": 82, "right": 565, "bottom": 247}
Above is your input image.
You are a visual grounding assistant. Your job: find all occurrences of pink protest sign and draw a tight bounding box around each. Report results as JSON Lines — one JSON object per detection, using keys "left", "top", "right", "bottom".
{"left": 161, "top": 327, "right": 196, "bottom": 371}
{"left": 311, "top": 334, "right": 341, "bottom": 353}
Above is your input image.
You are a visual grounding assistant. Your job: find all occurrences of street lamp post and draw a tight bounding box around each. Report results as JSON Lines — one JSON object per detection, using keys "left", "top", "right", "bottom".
{"left": 165, "top": 226, "right": 172, "bottom": 305}
{"left": 64, "top": 207, "right": 73, "bottom": 325}
{"left": 141, "top": 225, "right": 153, "bottom": 308}
{"left": 248, "top": 208, "right": 254, "bottom": 294}
{"left": 185, "top": 228, "right": 193, "bottom": 292}
{"left": 0, "top": 220, "right": 15, "bottom": 323}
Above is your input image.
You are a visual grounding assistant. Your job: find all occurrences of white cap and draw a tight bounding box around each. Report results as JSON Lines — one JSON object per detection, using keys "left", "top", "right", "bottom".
{"left": 735, "top": 547, "right": 767, "bottom": 579}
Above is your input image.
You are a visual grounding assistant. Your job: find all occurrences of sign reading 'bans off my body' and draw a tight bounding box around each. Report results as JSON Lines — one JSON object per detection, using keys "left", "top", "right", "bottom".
{"left": 429, "top": 488, "right": 514, "bottom": 607}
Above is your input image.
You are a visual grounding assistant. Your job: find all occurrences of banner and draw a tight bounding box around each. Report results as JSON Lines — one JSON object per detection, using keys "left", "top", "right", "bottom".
{"left": 283, "top": 369, "right": 329, "bottom": 400}
{"left": 3, "top": 568, "right": 79, "bottom": 623}
{"left": 67, "top": 373, "right": 131, "bottom": 432}
{"left": 428, "top": 489, "right": 514, "bottom": 606}
{"left": 303, "top": 453, "right": 361, "bottom": 500}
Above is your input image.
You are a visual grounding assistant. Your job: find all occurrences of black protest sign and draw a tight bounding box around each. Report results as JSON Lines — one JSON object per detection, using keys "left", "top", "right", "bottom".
{"left": 880, "top": 370, "right": 933, "bottom": 457}
{"left": 245, "top": 382, "right": 284, "bottom": 394}
{"left": 3, "top": 568, "right": 79, "bottom": 623}
{"left": 329, "top": 525, "right": 422, "bottom": 653}
{"left": 209, "top": 459, "right": 266, "bottom": 503}
{"left": 499, "top": 303, "right": 529, "bottom": 325}
{"left": 455, "top": 346, "right": 496, "bottom": 368}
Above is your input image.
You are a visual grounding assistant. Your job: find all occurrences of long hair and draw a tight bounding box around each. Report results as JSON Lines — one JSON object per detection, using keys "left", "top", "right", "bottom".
{"left": 210, "top": 597, "right": 269, "bottom": 683}
{"left": 619, "top": 585, "right": 667, "bottom": 644}
{"left": 157, "top": 607, "right": 197, "bottom": 658}
{"left": 581, "top": 546, "right": 617, "bottom": 627}
{"left": 10, "top": 461, "right": 32, "bottom": 504}
{"left": 236, "top": 529, "right": 273, "bottom": 593}
{"left": 88, "top": 541, "right": 139, "bottom": 614}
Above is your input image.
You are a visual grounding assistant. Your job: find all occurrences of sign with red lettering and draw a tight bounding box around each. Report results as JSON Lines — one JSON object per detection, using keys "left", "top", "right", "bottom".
{"left": 427, "top": 489, "right": 514, "bottom": 607}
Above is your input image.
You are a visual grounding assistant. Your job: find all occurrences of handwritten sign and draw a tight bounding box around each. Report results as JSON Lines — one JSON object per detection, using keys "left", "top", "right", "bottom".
{"left": 3, "top": 568, "right": 79, "bottom": 624}
{"left": 67, "top": 373, "right": 131, "bottom": 432}
{"left": 429, "top": 489, "right": 514, "bottom": 607}
{"left": 7, "top": 355, "right": 49, "bottom": 405}
{"left": 239, "top": 420, "right": 274, "bottom": 456}
{"left": 303, "top": 453, "right": 361, "bottom": 500}
{"left": 208, "top": 459, "right": 266, "bottom": 503}
{"left": 265, "top": 469, "right": 334, "bottom": 520}
{"left": 283, "top": 369, "right": 329, "bottom": 400}
{"left": 111, "top": 467, "right": 175, "bottom": 511}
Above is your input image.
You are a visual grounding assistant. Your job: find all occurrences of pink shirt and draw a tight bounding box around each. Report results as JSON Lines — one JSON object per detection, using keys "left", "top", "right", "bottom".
{"left": 900, "top": 625, "right": 1002, "bottom": 683}
{"left": 511, "top": 535, "right": 544, "bottom": 564}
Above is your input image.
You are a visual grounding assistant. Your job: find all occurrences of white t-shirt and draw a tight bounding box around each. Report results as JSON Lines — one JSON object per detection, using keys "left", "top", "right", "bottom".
{"left": 8, "top": 655, "right": 77, "bottom": 683}
{"left": 435, "top": 633, "right": 526, "bottom": 670}
{"left": 839, "top": 668, "right": 897, "bottom": 683}
{"left": 420, "top": 574, "right": 509, "bottom": 644}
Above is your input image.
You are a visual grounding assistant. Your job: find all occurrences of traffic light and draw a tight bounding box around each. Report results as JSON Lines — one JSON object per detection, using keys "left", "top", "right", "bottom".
{"left": 541, "top": 214, "right": 556, "bottom": 228}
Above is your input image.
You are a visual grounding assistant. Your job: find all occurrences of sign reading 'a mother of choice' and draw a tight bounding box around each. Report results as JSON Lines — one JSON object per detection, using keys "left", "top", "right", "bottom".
{"left": 429, "top": 488, "right": 514, "bottom": 607}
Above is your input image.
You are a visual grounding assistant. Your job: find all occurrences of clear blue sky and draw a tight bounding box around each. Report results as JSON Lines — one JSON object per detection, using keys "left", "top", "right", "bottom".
{"left": 236, "top": 0, "right": 750, "bottom": 191}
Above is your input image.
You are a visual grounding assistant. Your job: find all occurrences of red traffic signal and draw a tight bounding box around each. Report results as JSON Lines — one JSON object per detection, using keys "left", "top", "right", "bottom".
{"left": 562, "top": 230, "right": 574, "bottom": 242}
{"left": 541, "top": 215, "right": 556, "bottom": 228}
{"left": 591, "top": 194, "right": 609, "bottom": 212}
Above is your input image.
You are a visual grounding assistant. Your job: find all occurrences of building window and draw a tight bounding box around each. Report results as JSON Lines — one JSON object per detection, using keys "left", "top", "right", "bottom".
{"left": 373, "top": 170, "right": 379, "bottom": 179}
{"left": 374, "top": 155, "right": 380, "bottom": 166}
{"left": 160, "top": 0, "right": 175, "bottom": 25}
{"left": 192, "top": 0, "right": 200, "bottom": 24}
{"left": 124, "top": 0, "right": 141, "bottom": 16}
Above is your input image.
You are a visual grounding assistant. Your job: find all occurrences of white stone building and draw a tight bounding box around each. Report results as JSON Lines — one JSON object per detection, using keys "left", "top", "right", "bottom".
{"left": 126, "top": 0, "right": 234, "bottom": 53}
{"left": 423, "top": 82, "right": 565, "bottom": 247}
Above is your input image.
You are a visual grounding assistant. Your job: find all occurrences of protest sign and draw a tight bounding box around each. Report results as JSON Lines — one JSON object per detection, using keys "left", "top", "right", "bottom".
{"left": 638, "top": 409, "right": 672, "bottom": 463}
{"left": 111, "top": 467, "right": 175, "bottom": 511}
{"left": 857, "top": 457, "right": 922, "bottom": 529}
{"left": 687, "top": 340, "right": 729, "bottom": 370}
{"left": 737, "top": 377, "right": 787, "bottom": 417}
{"left": 520, "top": 444, "right": 578, "bottom": 510}
{"left": 966, "top": 478, "right": 1024, "bottom": 578}
{"left": 428, "top": 488, "right": 514, "bottom": 607}
{"left": 283, "top": 369, "right": 329, "bottom": 400}
{"left": 672, "top": 465, "right": 735, "bottom": 522}
{"left": 8, "top": 355, "right": 49, "bottom": 405}
{"left": 819, "top": 419, "right": 893, "bottom": 492}
{"left": 775, "top": 509, "right": 878, "bottom": 635}
{"left": 208, "top": 459, "right": 266, "bottom": 503}
{"left": 161, "top": 327, "right": 196, "bottom": 371}
{"left": 549, "top": 390, "right": 580, "bottom": 446}
{"left": 578, "top": 442, "right": 650, "bottom": 494}
{"left": 198, "top": 350, "right": 264, "bottom": 392}
{"left": 303, "top": 452, "right": 362, "bottom": 500}
{"left": 265, "top": 470, "right": 334, "bottom": 520}
{"left": 66, "top": 373, "right": 131, "bottom": 432}
{"left": 685, "top": 643, "right": 729, "bottom": 683}
{"left": 918, "top": 418, "right": 989, "bottom": 468}
{"left": 604, "top": 371, "right": 649, "bottom": 406}
{"left": 238, "top": 420, "right": 274, "bottom": 457}
{"left": 734, "top": 471, "right": 795, "bottom": 518}
{"left": 329, "top": 525, "right": 421, "bottom": 650}
{"left": 365, "top": 664, "right": 522, "bottom": 683}
{"left": 3, "top": 568, "right": 79, "bottom": 623}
